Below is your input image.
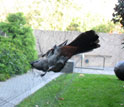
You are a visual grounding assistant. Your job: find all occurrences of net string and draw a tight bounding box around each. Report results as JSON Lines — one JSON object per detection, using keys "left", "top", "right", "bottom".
{"left": 51, "top": 73, "right": 75, "bottom": 106}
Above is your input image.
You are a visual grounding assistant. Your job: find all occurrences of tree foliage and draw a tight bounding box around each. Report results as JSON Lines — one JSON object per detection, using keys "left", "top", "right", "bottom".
{"left": 112, "top": 0, "right": 124, "bottom": 27}
{"left": 0, "top": 0, "right": 123, "bottom": 33}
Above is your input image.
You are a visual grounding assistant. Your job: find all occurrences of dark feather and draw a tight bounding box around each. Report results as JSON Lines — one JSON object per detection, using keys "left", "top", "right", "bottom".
{"left": 61, "top": 30, "right": 100, "bottom": 57}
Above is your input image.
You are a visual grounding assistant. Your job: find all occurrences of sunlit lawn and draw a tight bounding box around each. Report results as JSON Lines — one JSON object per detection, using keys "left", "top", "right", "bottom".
{"left": 17, "top": 73, "right": 124, "bottom": 107}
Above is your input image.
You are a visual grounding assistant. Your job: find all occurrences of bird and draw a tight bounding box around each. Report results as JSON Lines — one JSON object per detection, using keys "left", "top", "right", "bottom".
{"left": 30, "top": 30, "right": 100, "bottom": 76}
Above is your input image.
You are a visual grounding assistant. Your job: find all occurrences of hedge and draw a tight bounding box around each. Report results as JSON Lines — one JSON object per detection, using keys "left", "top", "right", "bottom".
{"left": 0, "top": 12, "right": 38, "bottom": 81}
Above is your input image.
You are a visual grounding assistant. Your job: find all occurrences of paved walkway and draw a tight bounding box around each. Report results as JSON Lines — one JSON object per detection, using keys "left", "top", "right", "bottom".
{"left": 74, "top": 68, "right": 115, "bottom": 75}
{"left": 0, "top": 68, "right": 115, "bottom": 107}
{"left": 0, "top": 70, "right": 62, "bottom": 107}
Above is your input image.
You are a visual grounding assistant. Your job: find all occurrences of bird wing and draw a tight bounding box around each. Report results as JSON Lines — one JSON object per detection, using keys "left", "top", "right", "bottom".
{"left": 48, "top": 56, "right": 68, "bottom": 72}
{"left": 42, "top": 40, "right": 68, "bottom": 58}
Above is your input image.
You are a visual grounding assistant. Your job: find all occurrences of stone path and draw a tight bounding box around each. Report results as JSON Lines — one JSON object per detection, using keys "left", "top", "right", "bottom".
{"left": 0, "top": 70, "right": 62, "bottom": 107}
{"left": 0, "top": 68, "right": 115, "bottom": 107}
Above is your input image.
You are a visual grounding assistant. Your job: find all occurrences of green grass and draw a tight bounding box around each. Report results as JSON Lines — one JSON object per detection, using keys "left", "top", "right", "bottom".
{"left": 17, "top": 74, "right": 124, "bottom": 107}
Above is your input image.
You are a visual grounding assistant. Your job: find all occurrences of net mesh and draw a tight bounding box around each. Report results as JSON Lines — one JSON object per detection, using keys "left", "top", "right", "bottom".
{"left": 0, "top": 0, "right": 110, "bottom": 106}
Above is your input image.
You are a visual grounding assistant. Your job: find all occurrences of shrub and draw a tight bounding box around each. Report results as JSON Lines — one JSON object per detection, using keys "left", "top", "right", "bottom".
{"left": 92, "top": 22, "right": 113, "bottom": 33}
{"left": 66, "top": 15, "right": 124, "bottom": 33}
{"left": 92, "top": 21, "right": 123, "bottom": 33}
{"left": 0, "top": 13, "right": 37, "bottom": 62}
{"left": 66, "top": 18, "right": 82, "bottom": 31}
{"left": 0, "top": 38, "right": 29, "bottom": 79}
{"left": 0, "top": 12, "right": 38, "bottom": 81}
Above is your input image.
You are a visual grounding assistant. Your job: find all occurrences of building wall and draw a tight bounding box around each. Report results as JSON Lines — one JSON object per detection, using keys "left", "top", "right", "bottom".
{"left": 34, "top": 30, "right": 124, "bottom": 68}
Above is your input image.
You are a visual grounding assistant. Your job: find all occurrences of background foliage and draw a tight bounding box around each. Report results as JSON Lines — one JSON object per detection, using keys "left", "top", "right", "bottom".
{"left": 0, "top": 12, "right": 38, "bottom": 81}
{"left": 112, "top": 0, "right": 124, "bottom": 28}
{"left": 0, "top": 0, "right": 123, "bottom": 33}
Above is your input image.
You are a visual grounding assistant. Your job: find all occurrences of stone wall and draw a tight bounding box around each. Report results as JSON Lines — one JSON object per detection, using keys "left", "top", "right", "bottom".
{"left": 34, "top": 30, "right": 124, "bottom": 68}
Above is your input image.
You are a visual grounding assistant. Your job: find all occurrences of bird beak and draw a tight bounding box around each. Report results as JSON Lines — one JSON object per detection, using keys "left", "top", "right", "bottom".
{"left": 30, "top": 60, "right": 40, "bottom": 68}
{"left": 30, "top": 61, "right": 34, "bottom": 68}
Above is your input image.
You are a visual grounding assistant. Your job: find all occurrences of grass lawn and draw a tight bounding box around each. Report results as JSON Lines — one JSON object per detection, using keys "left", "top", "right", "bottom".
{"left": 17, "top": 73, "right": 124, "bottom": 107}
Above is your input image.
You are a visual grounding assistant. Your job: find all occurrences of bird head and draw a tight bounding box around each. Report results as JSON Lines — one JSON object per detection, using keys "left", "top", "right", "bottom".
{"left": 30, "top": 59, "right": 49, "bottom": 71}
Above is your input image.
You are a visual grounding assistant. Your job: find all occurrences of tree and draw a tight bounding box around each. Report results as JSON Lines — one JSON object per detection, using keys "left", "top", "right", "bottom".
{"left": 112, "top": 0, "right": 124, "bottom": 27}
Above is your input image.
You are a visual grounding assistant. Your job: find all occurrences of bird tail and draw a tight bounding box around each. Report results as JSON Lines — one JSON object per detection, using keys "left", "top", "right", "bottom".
{"left": 68, "top": 30, "right": 100, "bottom": 55}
